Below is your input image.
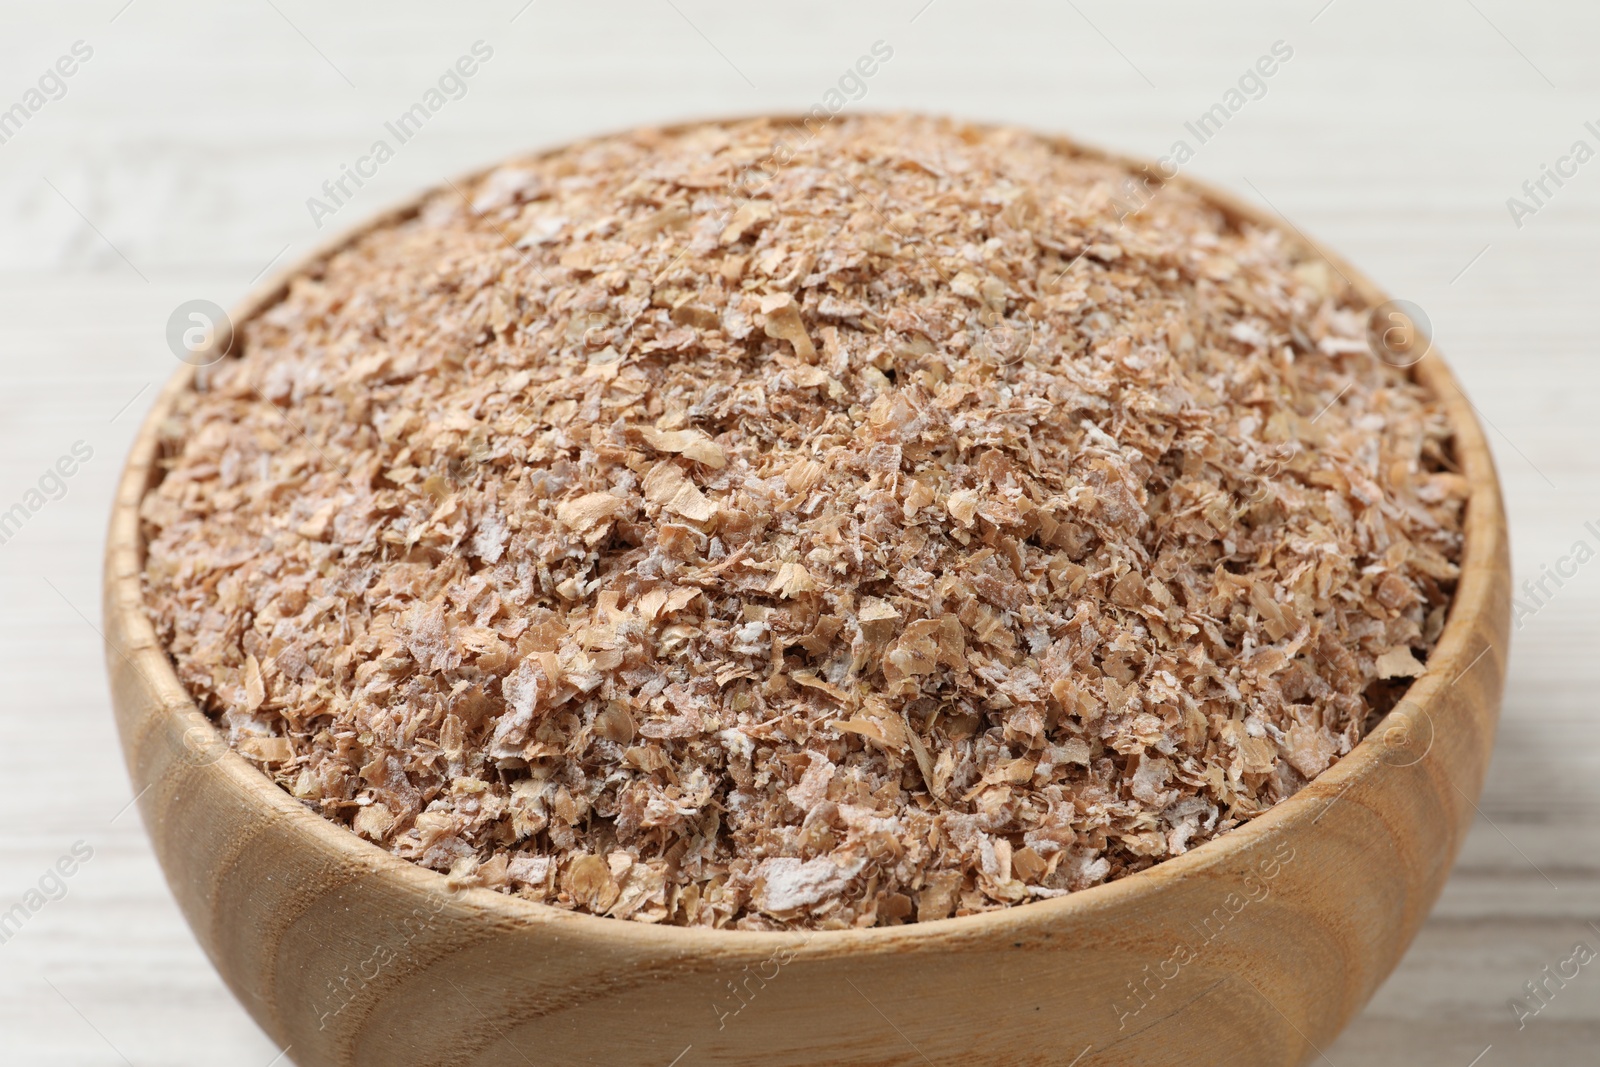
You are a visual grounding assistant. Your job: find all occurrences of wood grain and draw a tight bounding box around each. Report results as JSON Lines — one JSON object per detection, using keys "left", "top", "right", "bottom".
{"left": 102, "top": 133, "right": 1510, "bottom": 1067}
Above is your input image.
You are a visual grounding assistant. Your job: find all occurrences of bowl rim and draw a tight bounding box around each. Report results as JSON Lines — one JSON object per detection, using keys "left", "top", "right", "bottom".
{"left": 106, "top": 112, "right": 1507, "bottom": 953}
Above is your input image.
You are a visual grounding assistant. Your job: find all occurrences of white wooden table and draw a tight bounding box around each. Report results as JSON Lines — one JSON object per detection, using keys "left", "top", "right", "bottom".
{"left": 1, "top": 1, "right": 1594, "bottom": 1063}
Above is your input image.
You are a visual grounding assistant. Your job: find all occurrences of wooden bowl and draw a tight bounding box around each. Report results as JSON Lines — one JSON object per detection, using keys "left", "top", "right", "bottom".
{"left": 104, "top": 126, "right": 1509, "bottom": 1067}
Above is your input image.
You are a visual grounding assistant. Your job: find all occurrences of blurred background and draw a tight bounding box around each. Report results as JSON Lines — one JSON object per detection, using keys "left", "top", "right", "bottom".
{"left": 1, "top": 1, "right": 1595, "bottom": 1063}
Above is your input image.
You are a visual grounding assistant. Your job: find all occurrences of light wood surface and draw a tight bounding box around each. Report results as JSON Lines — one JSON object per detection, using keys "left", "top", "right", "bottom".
{"left": 2, "top": 2, "right": 1595, "bottom": 1065}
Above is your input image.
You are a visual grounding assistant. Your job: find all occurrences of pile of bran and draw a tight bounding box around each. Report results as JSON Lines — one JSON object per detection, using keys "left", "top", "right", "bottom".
{"left": 142, "top": 115, "right": 1464, "bottom": 929}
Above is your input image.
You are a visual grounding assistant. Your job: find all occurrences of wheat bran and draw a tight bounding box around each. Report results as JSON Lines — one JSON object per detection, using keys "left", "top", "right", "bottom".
{"left": 141, "top": 115, "right": 1464, "bottom": 929}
